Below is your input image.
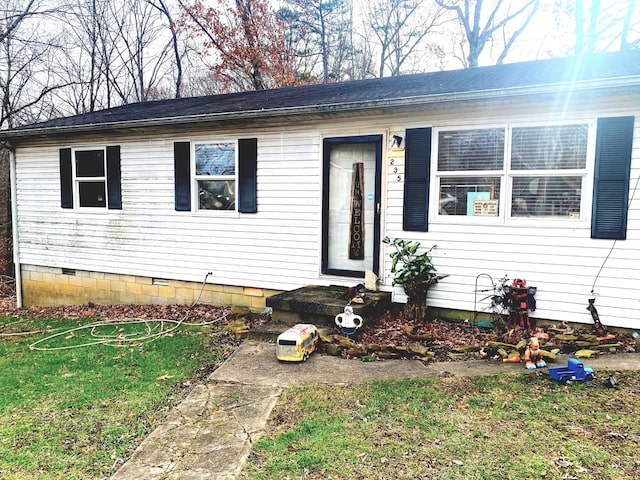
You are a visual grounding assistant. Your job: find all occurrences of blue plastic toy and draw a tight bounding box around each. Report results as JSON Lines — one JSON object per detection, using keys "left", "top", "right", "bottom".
{"left": 548, "top": 358, "right": 594, "bottom": 382}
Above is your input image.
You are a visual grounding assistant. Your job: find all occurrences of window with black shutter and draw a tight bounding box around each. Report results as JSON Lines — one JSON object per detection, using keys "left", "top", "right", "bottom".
{"left": 403, "top": 127, "right": 432, "bottom": 231}
{"left": 591, "top": 116, "right": 635, "bottom": 240}
{"left": 174, "top": 138, "right": 258, "bottom": 213}
{"left": 59, "top": 146, "right": 121, "bottom": 210}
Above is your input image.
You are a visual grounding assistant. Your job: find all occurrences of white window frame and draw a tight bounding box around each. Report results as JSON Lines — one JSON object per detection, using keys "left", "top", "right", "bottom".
{"left": 431, "top": 120, "right": 595, "bottom": 225}
{"left": 192, "top": 140, "right": 238, "bottom": 213}
{"left": 72, "top": 146, "right": 108, "bottom": 211}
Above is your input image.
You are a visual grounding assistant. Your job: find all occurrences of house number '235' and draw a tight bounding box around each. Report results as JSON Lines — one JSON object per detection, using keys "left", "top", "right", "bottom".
{"left": 389, "top": 158, "right": 401, "bottom": 182}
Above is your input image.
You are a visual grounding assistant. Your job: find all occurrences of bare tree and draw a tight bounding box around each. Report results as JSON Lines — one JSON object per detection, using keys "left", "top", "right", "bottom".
{"left": 620, "top": 0, "right": 639, "bottom": 50}
{"left": 280, "top": 0, "right": 353, "bottom": 83}
{"left": 0, "top": 0, "right": 38, "bottom": 45}
{"left": 436, "top": 0, "right": 540, "bottom": 67}
{"left": 107, "top": 0, "right": 172, "bottom": 102}
{"left": 0, "top": 0, "right": 67, "bottom": 129}
{"left": 54, "top": 0, "right": 117, "bottom": 113}
{"left": 146, "top": 0, "right": 185, "bottom": 98}
{"left": 366, "top": 0, "right": 446, "bottom": 77}
{"left": 559, "top": 0, "right": 640, "bottom": 55}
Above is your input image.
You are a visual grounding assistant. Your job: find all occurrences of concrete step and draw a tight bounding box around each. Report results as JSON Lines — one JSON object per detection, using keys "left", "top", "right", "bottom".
{"left": 246, "top": 321, "right": 335, "bottom": 343}
{"left": 266, "top": 285, "right": 392, "bottom": 328}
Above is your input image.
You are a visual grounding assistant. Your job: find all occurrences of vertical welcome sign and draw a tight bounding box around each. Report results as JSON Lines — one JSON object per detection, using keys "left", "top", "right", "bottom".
{"left": 349, "top": 162, "right": 364, "bottom": 259}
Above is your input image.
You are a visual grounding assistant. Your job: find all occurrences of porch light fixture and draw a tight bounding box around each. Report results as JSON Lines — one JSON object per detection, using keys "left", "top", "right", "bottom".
{"left": 389, "top": 134, "right": 403, "bottom": 149}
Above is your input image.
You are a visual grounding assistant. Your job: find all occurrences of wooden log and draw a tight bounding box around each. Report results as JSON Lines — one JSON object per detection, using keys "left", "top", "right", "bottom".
{"left": 452, "top": 345, "right": 482, "bottom": 353}
{"left": 593, "top": 343, "right": 623, "bottom": 351}
{"left": 346, "top": 345, "right": 368, "bottom": 357}
{"left": 408, "top": 343, "right": 431, "bottom": 357}
{"left": 540, "top": 350, "right": 557, "bottom": 360}
{"left": 515, "top": 339, "right": 528, "bottom": 350}
{"left": 577, "top": 334, "right": 598, "bottom": 342}
{"left": 377, "top": 350, "right": 402, "bottom": 359}
{"left": 402, "top": 324, "right": 435, "bottom": 341}
{"left": 325, "top": 344, "right": 342, "bottom": 356}
{"left": 555, "top": 334, "right": 579, "bottom": 341}
{"left": 575, "top": 349, "right": 600, "bottom": 358}
{"left": 488, "top": 341, "right": 517, "bottom": 350}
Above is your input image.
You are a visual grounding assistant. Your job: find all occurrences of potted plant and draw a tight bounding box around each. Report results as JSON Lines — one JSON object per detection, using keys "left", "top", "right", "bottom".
{"left": 383, "top": 236, "right": 443, "bottom": 320}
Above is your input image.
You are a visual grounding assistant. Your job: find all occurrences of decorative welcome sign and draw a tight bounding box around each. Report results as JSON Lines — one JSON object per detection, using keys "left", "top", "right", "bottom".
{"left": 349, "top": 162, "right": 364, "bottom": 259}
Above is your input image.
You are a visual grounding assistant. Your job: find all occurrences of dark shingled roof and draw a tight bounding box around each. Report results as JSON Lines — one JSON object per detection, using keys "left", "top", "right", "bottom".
{"left": 4, "top": 49, "right": 640, "bottom": 138}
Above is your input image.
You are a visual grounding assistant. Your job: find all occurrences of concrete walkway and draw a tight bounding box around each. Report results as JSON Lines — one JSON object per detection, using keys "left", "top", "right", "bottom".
{"left": 111, "top": 341, "right": 640, "bottom": 480}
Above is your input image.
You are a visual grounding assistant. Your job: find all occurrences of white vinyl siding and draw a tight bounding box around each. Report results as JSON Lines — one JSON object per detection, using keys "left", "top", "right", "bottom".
{"left": 12, "top": 92, "right": 640, "bottom": 329}
{"left": 15, "top": 130, "right": 322, "bottom": 292}
{"left": 382, "top": 102, "right": 640, "bottom": 330}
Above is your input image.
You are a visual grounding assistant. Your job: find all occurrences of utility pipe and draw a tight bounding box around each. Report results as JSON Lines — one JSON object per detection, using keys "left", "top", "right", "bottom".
{"left": 9, "top": 147, "right": 22, "bottom": 308}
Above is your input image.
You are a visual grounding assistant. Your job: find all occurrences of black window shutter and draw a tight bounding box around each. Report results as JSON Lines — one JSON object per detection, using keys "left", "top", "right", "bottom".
{"left": 403, "top": 128, "right": 432, "bottom": 231}
{"left": 238, "top": 138, "right": 258, "bottom": 213}
{"left": 591, "top": 116, "right": 634, "bottom": 240}
{"left": 174, "top": 141, "right": 191, "bottom": 211}
{"left": 106, "top": 145, "right": 122, "bottom": 209}
{"left": 59, "top": 148, "right": 73, "bottom": 209}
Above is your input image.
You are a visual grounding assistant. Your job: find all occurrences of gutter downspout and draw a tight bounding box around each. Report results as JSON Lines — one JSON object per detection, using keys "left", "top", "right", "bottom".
{"left": 9, "top": 148, "right": 22, "bottom": 308}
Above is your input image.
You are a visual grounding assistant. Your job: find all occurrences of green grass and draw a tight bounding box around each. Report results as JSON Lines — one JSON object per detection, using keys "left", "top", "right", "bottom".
{"left": 0, "top": 315, "right": 234, "bottom": 479}
{"left": 242, "top": 372, "right": 640, "bottom": 480}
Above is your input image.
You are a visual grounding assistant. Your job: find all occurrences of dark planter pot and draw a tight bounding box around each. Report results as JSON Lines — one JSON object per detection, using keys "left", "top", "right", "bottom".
{"left": 401, "top": 278, "right": 434, "bottom": 321}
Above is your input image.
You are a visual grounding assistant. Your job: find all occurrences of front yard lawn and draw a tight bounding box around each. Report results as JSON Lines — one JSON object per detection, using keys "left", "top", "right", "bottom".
{"left": 243, "top": 372, "right": 640, "bottom": 480}
{"left": 0, "top": 313, "right": 236, "bottom": 479}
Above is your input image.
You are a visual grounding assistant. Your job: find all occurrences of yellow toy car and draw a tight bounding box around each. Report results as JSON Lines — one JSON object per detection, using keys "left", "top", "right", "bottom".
{"left": 276, "top": 324, "right": 319, "bottom": 362}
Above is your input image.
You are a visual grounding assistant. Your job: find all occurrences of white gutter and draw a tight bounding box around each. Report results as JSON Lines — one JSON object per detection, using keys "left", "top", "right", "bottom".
{"left": 9, "top": 148, "right": 22, "bottom": 308}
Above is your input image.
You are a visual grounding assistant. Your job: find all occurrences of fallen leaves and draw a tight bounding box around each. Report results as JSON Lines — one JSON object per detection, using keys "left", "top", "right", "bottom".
{"left": 333, "top": 306, "right": 637, "bottom": 363}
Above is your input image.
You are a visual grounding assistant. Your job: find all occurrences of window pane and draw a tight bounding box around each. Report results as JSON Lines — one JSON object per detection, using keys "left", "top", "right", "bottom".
{"left": 511, "top": 125, "right": 588, "bottom": 170}
{"left": 439, "top": 176, "right": 501, "bottom": 216}
{"left": 511, "top": 176, "right": 582, "bottom": 217}
{"left": 196, "top": 143, "right": 235, "bottom": 176}
{"left": 75, "top": 150, "right": 105, "bottom": 177}
{"left": 438, "top": 129, "right": 505, "bottom": 171}
{"left": 78, "top": 181, "right": 106, "bottom": 207}
{"left": 198, "top": 180, "right": 235, "bottom": 210}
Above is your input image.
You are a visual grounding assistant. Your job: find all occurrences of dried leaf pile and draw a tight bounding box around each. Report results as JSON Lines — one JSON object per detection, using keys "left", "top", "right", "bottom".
{"left": 321, "top": 306, "right": 639, "bottom": 363}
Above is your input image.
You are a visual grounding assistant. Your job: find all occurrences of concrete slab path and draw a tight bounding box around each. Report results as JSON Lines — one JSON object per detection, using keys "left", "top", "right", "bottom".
{"left": 111, "top": 341, "right": 640, "bottom": 479}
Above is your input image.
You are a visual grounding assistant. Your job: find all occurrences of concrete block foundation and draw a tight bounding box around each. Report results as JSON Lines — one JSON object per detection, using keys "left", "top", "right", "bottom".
{"left": 20, "top": 264, "right": 280, "bottom": 311}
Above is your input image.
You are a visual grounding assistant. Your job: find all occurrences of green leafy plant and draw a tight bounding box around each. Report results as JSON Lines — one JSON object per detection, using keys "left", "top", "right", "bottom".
{"left": 382, "top": 236, "right": 437, "bottom": 286}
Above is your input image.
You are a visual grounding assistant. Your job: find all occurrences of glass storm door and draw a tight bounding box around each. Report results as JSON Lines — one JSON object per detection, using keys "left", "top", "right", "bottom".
{"left": 322, "top": 135, "right": 382, "bottom": 277}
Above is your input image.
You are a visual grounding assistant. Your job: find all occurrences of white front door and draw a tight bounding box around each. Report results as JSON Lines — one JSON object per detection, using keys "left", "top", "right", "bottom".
{"left": 322, "top": 136, "right": 382, "bottom": 277}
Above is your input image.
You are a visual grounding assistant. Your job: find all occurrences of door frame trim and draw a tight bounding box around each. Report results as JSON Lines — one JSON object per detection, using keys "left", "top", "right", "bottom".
{"left": 321, "top": 135, "right": 383, "bottom": 278}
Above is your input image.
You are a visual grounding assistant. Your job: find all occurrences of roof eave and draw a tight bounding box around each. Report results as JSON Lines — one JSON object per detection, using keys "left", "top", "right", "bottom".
{"left": 2, "top": 76, "right": 639, "bottom": 142}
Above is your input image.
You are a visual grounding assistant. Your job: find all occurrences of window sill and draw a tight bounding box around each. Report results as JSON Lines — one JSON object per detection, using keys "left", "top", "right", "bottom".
{"left": 431, "top": 215, "right": 588, "bottom": 228}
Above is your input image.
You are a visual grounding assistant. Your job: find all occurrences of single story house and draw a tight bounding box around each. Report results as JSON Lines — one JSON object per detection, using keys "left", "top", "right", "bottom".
{"left": 1, "top": 50, "right": 639, "bottom": 329}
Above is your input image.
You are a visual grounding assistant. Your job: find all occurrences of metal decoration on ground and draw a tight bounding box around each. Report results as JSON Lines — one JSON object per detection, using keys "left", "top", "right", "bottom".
{"left": 586, "top": 296, "right": 608, "bottom": 336}
{"left": 503, "top": 278, "right": 537, "bottom": 329}
{"left": 474, "top": 275, "right": 536, "bottom": 329}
